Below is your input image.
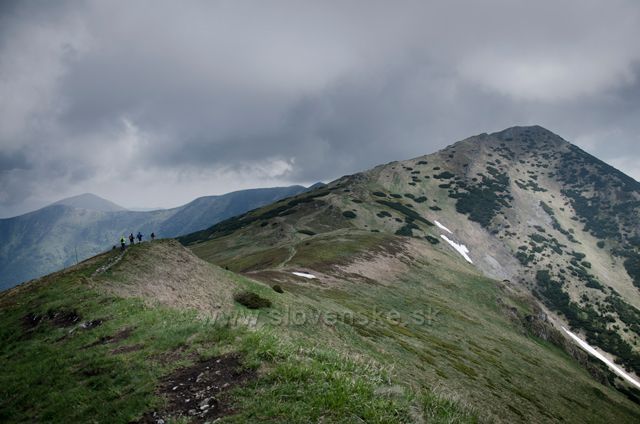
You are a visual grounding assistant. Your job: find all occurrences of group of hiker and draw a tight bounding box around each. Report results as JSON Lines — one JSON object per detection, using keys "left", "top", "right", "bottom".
{"left": 119, "top": 231, "right": 155, "bottom": 251}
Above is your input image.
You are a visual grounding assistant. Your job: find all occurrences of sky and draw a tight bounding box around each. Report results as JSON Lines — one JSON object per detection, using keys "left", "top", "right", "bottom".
{"left": 1, "top": 0, "right": 639, "bottom": 217}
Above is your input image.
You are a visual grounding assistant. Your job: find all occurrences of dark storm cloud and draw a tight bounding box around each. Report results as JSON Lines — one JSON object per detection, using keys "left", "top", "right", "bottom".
{"left": 1, "top": 0, "right": 639, "bottom": 216}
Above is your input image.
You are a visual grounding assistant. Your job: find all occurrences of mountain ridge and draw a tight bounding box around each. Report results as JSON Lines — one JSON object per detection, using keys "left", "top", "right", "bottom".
{"left": 180, "top": 125, "right": 640, "bottom": 381}
{"left": 0, "top": 185, "right": 311, "bottom": 290}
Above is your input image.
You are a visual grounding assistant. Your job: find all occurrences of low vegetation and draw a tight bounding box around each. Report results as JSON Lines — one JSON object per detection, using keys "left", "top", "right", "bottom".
{"left": 623, "top": 251, "right": 640, "bottom": 289}
{"left": 450, "top": 167, "right": 512, "bottom": 227}
{"left": 376, "top": 200, "right": 434, "bottom": 226}
{"left": 179, "top": 188, "right": 333, "bottom": 244}
{"left": 535, "top": 270, "right": 640, "bottom": 374}
{"left": 234, "top": 291, "right": 272, "bottom": 309}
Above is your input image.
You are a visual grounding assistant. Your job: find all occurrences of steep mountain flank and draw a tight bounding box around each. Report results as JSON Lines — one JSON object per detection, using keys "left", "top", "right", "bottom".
{"left": 181, "top": 125, "right": 640, "bottom": 388}
{"left": 428, "top": 126, "right": 640, "bottom": 375}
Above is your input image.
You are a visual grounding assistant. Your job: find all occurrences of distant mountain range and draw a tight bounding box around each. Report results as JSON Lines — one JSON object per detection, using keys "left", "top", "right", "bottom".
{"left": 0, "top": 185, "right": 312, "bottom": 290}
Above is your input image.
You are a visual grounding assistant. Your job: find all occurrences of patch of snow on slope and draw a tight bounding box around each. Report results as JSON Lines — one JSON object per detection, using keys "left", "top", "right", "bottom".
{"left": 434, "top": 220, "right": 453, "bottom": 234}
{"left": 292, "top": 271, "right": 316, "bottom": 279}
{"left": 562, "top": 327, "right": 640, "bottom": 390}
{"left": 440, "top": 235, "right": 473, "bottom": 264}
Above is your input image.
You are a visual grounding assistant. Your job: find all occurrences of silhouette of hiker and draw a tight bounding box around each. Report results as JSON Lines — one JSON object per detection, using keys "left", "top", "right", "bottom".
{"left": 150, "top": 232, "right": 156, "bottom": 241}
{"left": 136, "top": 232, "right": 143, "bottom": 243}
{"left": 129, "top": 233, "right": 135, "bottom": 245}
{"left": 120, "top": 236, "right": 126, "bottom": 251}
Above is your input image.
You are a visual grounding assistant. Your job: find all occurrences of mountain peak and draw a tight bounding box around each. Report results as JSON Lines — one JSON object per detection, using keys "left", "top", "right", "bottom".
{"left": 448, "top": 125, "right": 570, "bottom": 156}
{"left": 52, "top": 193, "right": 126, "bottom": 212}
{"left": 491, "top": 124, "right": 552, "bottom": 136}
{"left": 489, "top": 125, "right": 568, "bottom": 146}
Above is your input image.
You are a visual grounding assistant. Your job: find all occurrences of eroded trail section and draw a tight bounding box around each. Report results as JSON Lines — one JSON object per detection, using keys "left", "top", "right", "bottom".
{"left": 138, "top": 353, "right": 256, "bottom": 423}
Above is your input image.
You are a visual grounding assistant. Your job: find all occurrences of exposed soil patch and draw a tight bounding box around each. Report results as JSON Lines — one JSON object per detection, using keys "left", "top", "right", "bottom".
{"left": 108, "top": 327, "right": 134, "bottom": 342}
{"left": 83, "top": 327, "right": 135, "bottom": 349}
{"left": 59, "top": 319, "right": 105, "bottom": 343}
{"left": 91, "top": 250, "right": 126, "bottom": 277}
{"left": 111, "top": 344, "right": 143, "bottom": 355}
{"left": 22, "top": 312, "right": 43, "bottom": 330}
{"left": 48, "top": 309, "right": 82, "bottom": 327}
{"left": 80, "top": 319, "right": 104, "bottom": 330}
{"left": 22, "top": 308, "right": 82, "bottom": 332}
{"left": 138, "top": 353, "right": 256, "bottom": 423}
{"left": 334, "top": 240, "right": 415, "bottom": 286}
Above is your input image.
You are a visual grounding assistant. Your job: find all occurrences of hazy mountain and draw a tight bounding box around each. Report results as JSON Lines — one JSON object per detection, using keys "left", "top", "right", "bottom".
{"left": 2, "top": 127, "right": 639, "bottom": 423}
{"left": 52, "top": 193, "right": 127, "bottom": 212}
{"left": 0, "top": 185, "right": 309, "bottom": 290}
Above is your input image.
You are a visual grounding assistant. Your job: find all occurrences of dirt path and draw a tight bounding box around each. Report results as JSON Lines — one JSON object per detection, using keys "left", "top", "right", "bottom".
{"left": 277, "top": 222, "right": 300, "bottom": 269}
{"left": 91, "top": 250, "right": 126, "bottom": 277}
{"left": 138, "top": 353, "right": 256, "bottom": 423}
{"left": 279, "top": 244, "right": 297, "bottom": 268}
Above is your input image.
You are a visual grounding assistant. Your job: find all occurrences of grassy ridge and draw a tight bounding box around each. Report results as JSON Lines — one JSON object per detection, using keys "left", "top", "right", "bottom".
{"left": 0, "top": 244, "right": 478, "bottom": 423}
{"left": 3, "top": 236, "right": 640, "bottom": 422}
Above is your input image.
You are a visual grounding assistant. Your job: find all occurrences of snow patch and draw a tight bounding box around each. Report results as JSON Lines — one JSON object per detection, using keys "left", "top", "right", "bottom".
{"left": 434, "top": 220, "right": 453, "bottom": 234}
{"left": 440, "top": 235, "right": 473, "bottom": 264}
{"left": 562, "top": 326, "right": 640, "bottom": 390}
{"left": 292, "top": 271, "right": 316, "bottom": 279}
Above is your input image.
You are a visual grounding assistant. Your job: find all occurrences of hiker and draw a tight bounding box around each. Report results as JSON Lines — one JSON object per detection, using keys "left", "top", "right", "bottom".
{"left": 129, "top": 233, "right": 135, "bottom": 245}
{"left": 150, "top": 232, "right": 156, "bottom": 241}
{"left": 120, "top": 236, "right": 126, "bottom": 251}
{"left": 136, "top": 232, "right": 143, "bottom": 243}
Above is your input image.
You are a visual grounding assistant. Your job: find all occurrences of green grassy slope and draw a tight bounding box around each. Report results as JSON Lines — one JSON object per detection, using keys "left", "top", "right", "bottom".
{"left": 185, "top": 220, "right": 640, "bottom": 422}
{"left": 2, "top": 236, "right": 640, "bottom": 422}
{"left": 0, "top": 241, "right": 480, "bottom": 423}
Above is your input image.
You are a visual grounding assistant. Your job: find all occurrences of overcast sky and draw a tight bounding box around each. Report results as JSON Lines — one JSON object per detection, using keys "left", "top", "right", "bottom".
{"left": 1, "top": 0, "right": 639, "bottom": 217}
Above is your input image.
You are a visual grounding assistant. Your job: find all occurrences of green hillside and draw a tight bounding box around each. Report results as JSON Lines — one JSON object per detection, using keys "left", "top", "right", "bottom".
{"left": 2, "top": 240, "right": 639, "bottom": 423}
